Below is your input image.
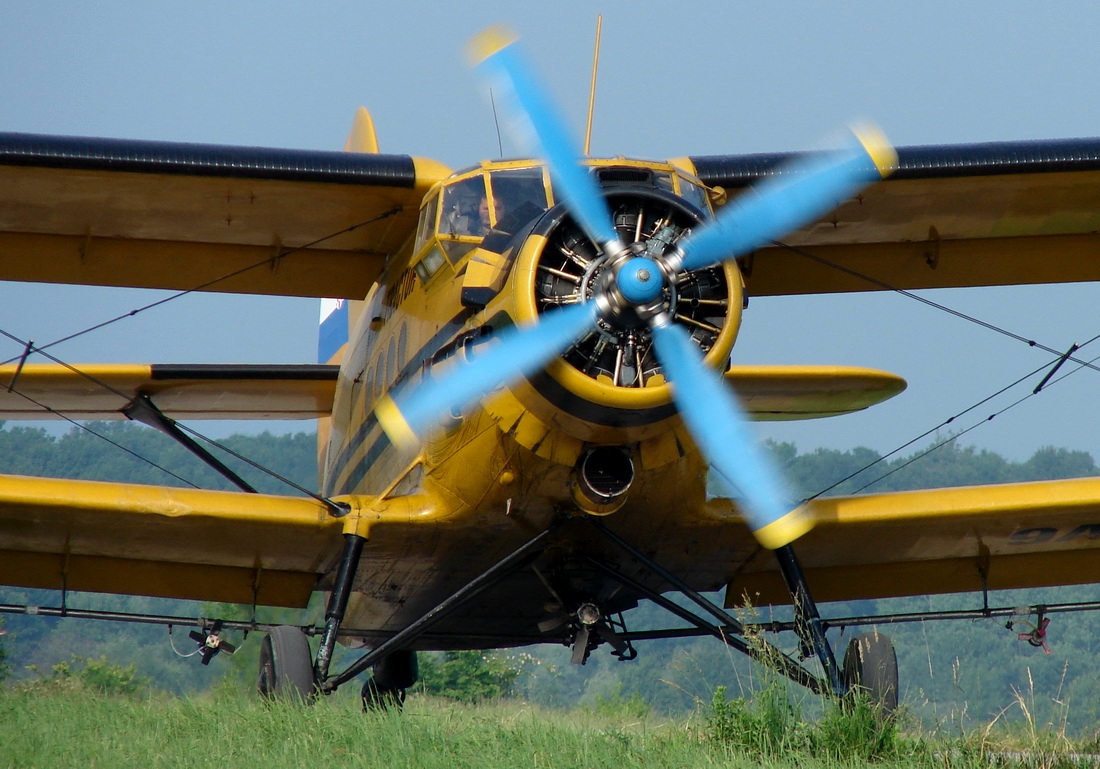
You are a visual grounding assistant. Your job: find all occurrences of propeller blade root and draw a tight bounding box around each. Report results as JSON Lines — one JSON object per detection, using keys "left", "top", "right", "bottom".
{"left": 469, "top": 26, "right": 623, "bottom": 253}
{"left": 378, "top": 301, "right": 601, "bottom": 449}
{"left": 650, "top": 319, "right": 813, "bottom": 548}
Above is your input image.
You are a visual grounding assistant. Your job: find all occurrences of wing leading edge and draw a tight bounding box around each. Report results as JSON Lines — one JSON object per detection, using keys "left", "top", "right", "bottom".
{"left": 0, "top": 132, "right": 451, "bottom": 299}
{"left": 0, "top": 473, "right": 441, "bottom": 608}
{"left": 684, "top": 137, "right": 1100, "bottom": 296}
{"left": 0, "top": 363, "right": 339, "bottom": 421}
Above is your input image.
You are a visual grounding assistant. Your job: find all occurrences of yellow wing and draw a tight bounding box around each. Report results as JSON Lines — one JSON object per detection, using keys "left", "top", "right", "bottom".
{"left": 0, "top": 473, "right": 441, "bottom": 608}
{"left": 727, "top": 365, "right": 906, "bottom": 420}
{"left": 0, "top": 363, "right": 337, "bottom": 421}
{"left": 720, "top": 477, "right": 1100, "bottom": 606}
{"left": 0, "top": 132, "right": 450, "bottom": 299}
{"left": 684, "top": 138, "right": 1100, "bottom": 296}
{"left": 0, "top": 474, "right": 344, "bottom": 607}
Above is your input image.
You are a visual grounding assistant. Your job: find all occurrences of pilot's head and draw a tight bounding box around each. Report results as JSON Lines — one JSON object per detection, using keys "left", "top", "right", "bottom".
{"left": 478, "top": 196, "right": 504, "bottom": 229}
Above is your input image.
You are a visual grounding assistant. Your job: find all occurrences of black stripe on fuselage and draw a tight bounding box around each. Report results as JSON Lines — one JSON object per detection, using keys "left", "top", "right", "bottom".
{"left": 325, "top": 311, "right": 470, "bottom": 495}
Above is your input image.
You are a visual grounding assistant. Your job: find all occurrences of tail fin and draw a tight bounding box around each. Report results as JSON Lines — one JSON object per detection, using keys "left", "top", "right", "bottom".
{"left": 318, "top": 298, "right": 350, "bottom": 365}
{"left": 344, "top": 106, "right": 380, "bottom": 153}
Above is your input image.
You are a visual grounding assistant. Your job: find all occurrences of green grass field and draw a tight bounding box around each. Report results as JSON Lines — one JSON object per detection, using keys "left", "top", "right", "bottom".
{"left": 2, "top": 672, "right": 1094, "bottom": 769}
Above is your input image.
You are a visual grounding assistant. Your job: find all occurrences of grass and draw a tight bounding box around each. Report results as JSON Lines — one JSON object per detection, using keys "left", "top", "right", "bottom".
{"left": 2, "top": 668, "right": 1099, "bottom": 768}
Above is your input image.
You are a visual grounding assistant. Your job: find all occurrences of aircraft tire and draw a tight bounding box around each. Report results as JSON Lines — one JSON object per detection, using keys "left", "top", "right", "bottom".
{"left": 841, "top": 630, "right": 898, "bottom": 715}
{"left": 361, "top": 677, "right": 407, "bottom": 711}
{"left": 258, "top": 625, "right": 315, "bottom": 701}
{"left": 360, "top": 650, "right": 418, "bottom": 711}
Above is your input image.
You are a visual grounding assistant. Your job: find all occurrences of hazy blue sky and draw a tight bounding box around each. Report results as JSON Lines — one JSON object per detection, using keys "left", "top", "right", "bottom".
{"left": 3, "top": 2, "right": 1100, "bottom": 462}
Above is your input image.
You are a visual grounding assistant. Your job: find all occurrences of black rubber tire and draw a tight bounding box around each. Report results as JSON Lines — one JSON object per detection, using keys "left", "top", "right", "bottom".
{"left": 841, "top": 630, "right": 898, "bottom": 714}
{"left": 258, "top": 626, "right": 315, "bottom": 701}
{"left": 361, "top": 677, "right": 407, "bottom": 711}
{"left": 361, "top": 650, "right": 418, "bottom": 711}
{"left": 372, "top": 650, "right": 419, "bottom": 691}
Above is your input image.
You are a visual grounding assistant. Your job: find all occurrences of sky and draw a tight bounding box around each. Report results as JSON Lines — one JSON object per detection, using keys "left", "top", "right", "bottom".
{"left": 3, "top": 2, "right": 1100, "bottom": 463}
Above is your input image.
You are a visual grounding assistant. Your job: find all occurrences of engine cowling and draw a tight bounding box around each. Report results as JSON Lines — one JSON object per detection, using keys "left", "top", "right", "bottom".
{"left": 492, "top": 185, "right": 744, "bottom": 447}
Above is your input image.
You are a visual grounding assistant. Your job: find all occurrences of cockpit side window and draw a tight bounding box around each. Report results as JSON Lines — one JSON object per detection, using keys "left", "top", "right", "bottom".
{"left": 415, "top": 191, "right": 440, "bottom": 253}
{"left": 677, "top": 176, "right": 711, "bottom": 214}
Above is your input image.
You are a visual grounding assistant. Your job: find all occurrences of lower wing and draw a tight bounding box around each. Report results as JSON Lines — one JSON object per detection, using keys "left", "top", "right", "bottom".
{"left": 719, "top": 476, "right": 1100, "bottom": 605}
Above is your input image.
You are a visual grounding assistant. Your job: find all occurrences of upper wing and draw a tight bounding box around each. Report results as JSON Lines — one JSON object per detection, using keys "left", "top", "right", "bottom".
{"left": 0, "top": 363, "right": 338, "bottom": 420}
{"left": 0, "top": 132, "right": 451, "bottom": 299}
{"left": 684, "top": 138, "right": 1100, "bottom": 296}
{"left": 718, "top": 477, "right": 1100, "bottom": 606}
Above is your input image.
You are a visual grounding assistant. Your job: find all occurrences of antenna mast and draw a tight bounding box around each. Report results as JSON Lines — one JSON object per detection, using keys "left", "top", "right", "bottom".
{"left": 582, "top": 15, "right": 603, "bottom": 156}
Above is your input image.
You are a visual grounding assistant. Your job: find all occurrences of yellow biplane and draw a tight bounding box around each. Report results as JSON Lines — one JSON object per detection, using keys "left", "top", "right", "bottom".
{"left": 3, "top": 27, "right": 1100, "bottom": 709}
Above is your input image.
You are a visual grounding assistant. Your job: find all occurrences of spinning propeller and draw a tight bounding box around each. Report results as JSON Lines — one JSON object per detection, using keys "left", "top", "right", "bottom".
{"left": 377, "top": 26, "right": 896, "bottom": 549}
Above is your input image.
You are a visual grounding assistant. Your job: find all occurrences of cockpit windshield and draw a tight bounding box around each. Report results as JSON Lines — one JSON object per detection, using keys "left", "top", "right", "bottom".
{"left": 438, "top": 165, "right": 551, "bottom": 240}
{"left": 412, "top": 160, "right": 712, "bottom": 284}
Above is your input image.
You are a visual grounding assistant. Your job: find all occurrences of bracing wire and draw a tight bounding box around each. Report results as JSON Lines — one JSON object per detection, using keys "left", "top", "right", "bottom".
{"left": 767, "top": 239, "right": 1100, "bottom": 501}
{"left": 0, "top": 209, "right": 402, "bottom": 501}
{"left": 0, "top": 207, "right": 401, "bottom": 368}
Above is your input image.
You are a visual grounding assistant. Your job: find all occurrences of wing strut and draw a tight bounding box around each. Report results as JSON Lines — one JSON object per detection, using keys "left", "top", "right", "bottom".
{"left": 123, "top": 393, "right": 258, "bottom": 493}
{"left": 122, "top": 392, "right": 349, "bottom": 516}
{"left": 321, "top": 522, "right": 564, "bottom": 693}
{"left": 582, "top": 519, "right": 831, "bottom": 693}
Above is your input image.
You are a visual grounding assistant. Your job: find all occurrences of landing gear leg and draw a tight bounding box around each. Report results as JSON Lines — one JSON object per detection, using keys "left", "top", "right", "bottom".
{"left": 314, "top": 533, "right": 368, "bottom": 687}
{"left": 773, "top": 544, "right": 845, "bottom": 697}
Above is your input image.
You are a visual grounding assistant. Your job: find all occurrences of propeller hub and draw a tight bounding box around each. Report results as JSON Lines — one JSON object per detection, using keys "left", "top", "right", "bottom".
{"left": 615, "top": 256, "right": 664, "bottom": 306}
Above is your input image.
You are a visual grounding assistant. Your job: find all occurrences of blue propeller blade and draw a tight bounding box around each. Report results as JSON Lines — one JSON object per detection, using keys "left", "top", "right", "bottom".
{"left": 677, "top": 127, "right": 895, "bottom": 273}
{"left": 377, "top": 301, "right": 600, "bottom": 450}
{"left": 650, "top": 318, "right": 813, "bottom": 548}
{"left": 469, "top": 27, "right": 623, "bottom": 253}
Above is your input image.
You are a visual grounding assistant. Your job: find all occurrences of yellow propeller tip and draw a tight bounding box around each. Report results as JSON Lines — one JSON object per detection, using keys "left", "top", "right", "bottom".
{"left": 851, "top": 122, "right": 897, "bottom": 178}
{"left": 376, "top": 395, "right": 420, "bottom": 453}
{"left": 753, "top": 505, "right": 815, "bottom": 550}
{"left": 466, "top": 25, "right": 519, "bottom": 66}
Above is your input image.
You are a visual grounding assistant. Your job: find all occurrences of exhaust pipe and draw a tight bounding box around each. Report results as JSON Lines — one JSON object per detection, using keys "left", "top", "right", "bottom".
{"left": 572, "top": 446, "right": 634, "bottom": 516}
